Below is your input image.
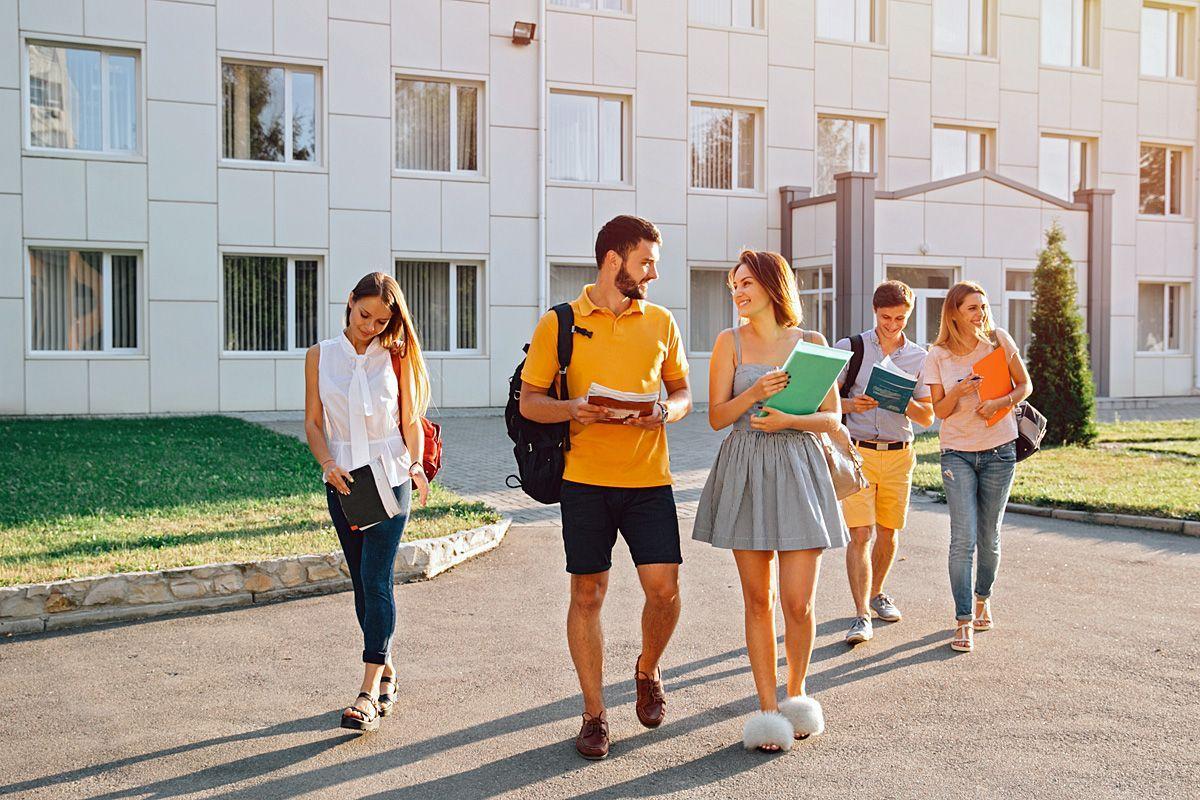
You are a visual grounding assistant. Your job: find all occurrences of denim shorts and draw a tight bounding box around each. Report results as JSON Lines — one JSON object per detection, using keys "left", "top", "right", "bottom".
{"left": 559, "top": 480, "right": 682, "bottom": 575}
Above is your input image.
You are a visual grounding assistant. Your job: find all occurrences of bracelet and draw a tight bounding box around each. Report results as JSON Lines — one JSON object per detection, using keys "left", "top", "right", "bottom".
{"left": 408, "top": 462, "right": 425, "bottom": 477}
{"left": 656, "top": 400, "right": 669, "bottom": 425}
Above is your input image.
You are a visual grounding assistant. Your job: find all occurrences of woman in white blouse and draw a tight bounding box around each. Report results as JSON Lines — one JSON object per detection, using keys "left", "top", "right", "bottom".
{"left": 303, "top": 271, "right": 431, "bottom": 732}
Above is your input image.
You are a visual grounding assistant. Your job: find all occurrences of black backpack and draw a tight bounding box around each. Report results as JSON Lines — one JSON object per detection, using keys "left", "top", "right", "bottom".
{"left": 504, "top": 304, "right": 586, "bottom": 504}
{"left": 838, "top": 333, "right": 865, "bottom": 426}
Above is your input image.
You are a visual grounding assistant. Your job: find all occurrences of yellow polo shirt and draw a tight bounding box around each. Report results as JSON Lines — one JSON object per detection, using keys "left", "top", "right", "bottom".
{"left": 521, "top": 286, "right": 690, "bottom": 488}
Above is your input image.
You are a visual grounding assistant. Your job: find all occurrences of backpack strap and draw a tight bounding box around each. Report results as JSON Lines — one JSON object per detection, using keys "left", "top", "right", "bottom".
{"left": 840, "top": 333, "right": 865, "bottom": 398}
{"left": 552, "top": 303, "right": 575, "bottom": 401}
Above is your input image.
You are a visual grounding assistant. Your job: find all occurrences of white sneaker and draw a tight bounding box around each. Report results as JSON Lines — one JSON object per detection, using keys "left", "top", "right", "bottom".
{"left": 870, "top": 592, "right": 902, "bottom": 622}
{"left": 844, "top": 615, "right": 873, "bottom": 644}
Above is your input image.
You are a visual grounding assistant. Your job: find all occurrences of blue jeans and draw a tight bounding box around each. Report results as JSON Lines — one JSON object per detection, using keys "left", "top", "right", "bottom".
{"left": 940, "top": 442, "right": 1017, "bottom": 621}
{"left": 327, "top": 482, "right": 412, "bottom": 664}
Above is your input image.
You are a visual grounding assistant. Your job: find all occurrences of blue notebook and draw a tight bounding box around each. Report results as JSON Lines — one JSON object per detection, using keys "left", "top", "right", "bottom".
{"left": 863, "top": 359, "right": 919, "bottom": 415}
{"left": 762, "top": 339, "right": 853, "bottom": 416}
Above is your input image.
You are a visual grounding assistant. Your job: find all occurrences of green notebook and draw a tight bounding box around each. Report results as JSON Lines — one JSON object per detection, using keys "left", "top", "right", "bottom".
{"left": 761, "top": 339, "right": 854, "bottom": 416}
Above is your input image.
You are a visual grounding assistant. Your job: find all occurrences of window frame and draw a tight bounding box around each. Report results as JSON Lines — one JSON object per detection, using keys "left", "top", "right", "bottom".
{"left": 218, "top": 56, "right": 324, "bottom": 170}
{"left": 1139, "top": 142, "right": 1190, "bottom": 217}
{"left": 815, "top": 0, "right": 880, "bottom": 45}
{"left": 547, "top": 87, "right": 633, "bottom": 188}
{"left": 392, "top": 70, "right": 487, "bottom": 180}
{"left": 218, "top": 252, "right": 325, "bottom": 358}
{"left": 1140, "top": 3, "right": 1192, "bottom": 80}
{"left": 687, "top": 263, "right": 738, "bottom": 356}
{"left": 687, "top": 0, "right": 767, "bottom": 32}
{"left": 25, "top": 244, "right": 146, "bottom": 358}
{"left": 1136, "top": 281, "right": 1190, "bottom": 354}
{"left": 1038, "top": 133, "right": 1095, "bottom": 202}
{"left": 1004, "top": 267, "right": 1035, "bottom": 357}
{"left": 884, "top": 264, "right": 960, "bottom": 348}
{"left": 547, "top": 0, "right": 633, "bottom": 16}
{"left": 931, "top": 124, "right": 993, "bottom": 180}
{"left": 815, "top": 114, "right": 880, "bottom": 196}
{"left": 21, "top": 36, "right": 145, "bottom": 159}
{"left": 688, "top": 100, "right": 765, "bottom": 195}
{"left": 393, "top": 255, "right": 486, "bottom": 357}
{"left": 932, "top": 0, "right": 994, "bottom": 57}
{"left": 548, "top": 259, "right": 599, "bottom": 308}
{"left": 1039, "top": 0, "right": 1099, "bottom": 70}
{"left": 793, "top": 263, "right": 836, "bottom": 344}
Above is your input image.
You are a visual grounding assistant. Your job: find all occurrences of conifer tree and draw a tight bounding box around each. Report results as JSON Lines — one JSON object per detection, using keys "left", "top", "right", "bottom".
{"left": 1026, "top": 222, "right": 1097, "bottom": 446}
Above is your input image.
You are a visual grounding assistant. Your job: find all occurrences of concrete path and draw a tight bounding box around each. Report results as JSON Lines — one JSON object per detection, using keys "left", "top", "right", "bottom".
{"left": 3, "top": 409, "right": 1199, "bottom": 798}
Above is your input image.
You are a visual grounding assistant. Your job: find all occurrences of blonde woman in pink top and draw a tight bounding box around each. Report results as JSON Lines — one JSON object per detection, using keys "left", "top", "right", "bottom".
{"left": 923, "top": 281, "right": 1032, "bottom": 654}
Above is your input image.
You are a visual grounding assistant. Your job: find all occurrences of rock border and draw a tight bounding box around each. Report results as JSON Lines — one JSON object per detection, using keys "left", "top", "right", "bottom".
{"left": 913, "top": 489, "right": 1199, "bottom": 537}
{"left": 0, "top": 518, "right": 511, "bottom": 637}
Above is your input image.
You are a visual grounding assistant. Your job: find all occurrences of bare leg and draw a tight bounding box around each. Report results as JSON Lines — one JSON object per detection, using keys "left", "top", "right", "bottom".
{"left": 567, "top": 572, "right": 609, "bottom": 718}
{"left": 732, "top": 550, "right": 779, "bottom": 713}
{"left": 345, "top": 662, "right": 385, "bottom": 720}
{"left": 870, "top": 526, "right": 898, "bottom": 597}
{"left": 778, "top": 549, "right": 822, "bottom": 698}
{"left": 845, "top": 525, "right": 874, "bottom": 617}
{"left": 635, "top": 563, "right": 681, "bottom": 677}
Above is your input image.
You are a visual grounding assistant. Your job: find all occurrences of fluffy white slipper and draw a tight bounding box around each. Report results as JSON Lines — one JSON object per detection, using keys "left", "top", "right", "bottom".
{"left": 779, "top": 695, "right": 825, "bottom": 738}
{"left": 742, "top": 711, "right": 795, "bottom": 752}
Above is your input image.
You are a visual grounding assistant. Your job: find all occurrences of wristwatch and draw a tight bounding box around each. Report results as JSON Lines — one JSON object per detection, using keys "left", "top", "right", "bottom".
{"left": 656, "top": 400, "right": 669, "bottom": 425}
{"left": 408, "top": 462, "right": 425, "bottom": 478}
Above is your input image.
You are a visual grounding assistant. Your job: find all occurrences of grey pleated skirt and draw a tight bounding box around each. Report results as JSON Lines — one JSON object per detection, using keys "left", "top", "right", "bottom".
{"left": 692, "top": 428, "right": 849, "bottom": 551}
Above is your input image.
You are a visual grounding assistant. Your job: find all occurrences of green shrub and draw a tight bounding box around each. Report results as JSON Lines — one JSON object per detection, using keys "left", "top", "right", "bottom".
{"left": 1026, "top": 222, "right": 1097, "bottom": 446}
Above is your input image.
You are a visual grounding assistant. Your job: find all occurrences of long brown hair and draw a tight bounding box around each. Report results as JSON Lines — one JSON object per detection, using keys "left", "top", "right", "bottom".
{"left": 727, "top": 250, "right": 802, "bottom": 328}
{"left": 345, "top": 272, "right": 431, "bottom": 415}
{"left": 933, "top": 280, "right": 996, "bottom": 353}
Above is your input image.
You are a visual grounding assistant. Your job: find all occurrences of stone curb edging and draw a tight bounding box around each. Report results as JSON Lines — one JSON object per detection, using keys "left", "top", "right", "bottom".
{"left": 0, "top": 518, "right": 511, "bottom": 638}
{"left": 913, "top": 489, "right": 1199, "bottom": 537}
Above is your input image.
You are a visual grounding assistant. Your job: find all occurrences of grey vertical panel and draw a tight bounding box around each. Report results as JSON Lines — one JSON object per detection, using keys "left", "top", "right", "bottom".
{"left": 1079, "top": 189, "right": 1114, "bottom": 396}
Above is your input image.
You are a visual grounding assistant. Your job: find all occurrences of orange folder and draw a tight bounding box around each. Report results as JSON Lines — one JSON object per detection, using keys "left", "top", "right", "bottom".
{"left": 971, "top": 347, "right": 1014, "bottom": 427}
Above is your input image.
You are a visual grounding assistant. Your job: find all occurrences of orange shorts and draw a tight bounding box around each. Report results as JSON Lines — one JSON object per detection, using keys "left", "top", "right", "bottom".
{"left": 840, "top": 444, "right": 916, "bottom": 531}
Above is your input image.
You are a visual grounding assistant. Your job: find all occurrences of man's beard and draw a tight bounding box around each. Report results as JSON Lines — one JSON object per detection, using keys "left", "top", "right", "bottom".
{"left": 615, "top": 263, "right": 648, "bottom": 300}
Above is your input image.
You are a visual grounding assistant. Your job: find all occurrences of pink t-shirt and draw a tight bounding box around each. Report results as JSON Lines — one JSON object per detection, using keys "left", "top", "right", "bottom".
{"left": 923, "top": 335, "right": 1020, "bottom": 452}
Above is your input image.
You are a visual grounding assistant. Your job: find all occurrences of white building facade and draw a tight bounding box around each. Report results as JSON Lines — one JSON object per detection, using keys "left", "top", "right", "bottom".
{"left": 1, "top": 0, "right": 1197, "bottom": 415}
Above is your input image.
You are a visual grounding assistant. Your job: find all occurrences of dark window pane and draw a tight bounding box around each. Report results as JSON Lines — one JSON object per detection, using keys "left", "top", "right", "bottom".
{"left": 222, "top": 63, "right": 285, "bottom": 161}
{"left": 112, "top": 254, "right": 138, "bottom": 349}
{"left": 294, "top": 259, "right": 319, "bottom": 348}
{"left": 456, "top": 264, "right": 478, "bottom": 350}
{"left": 396, "top": 260, "right": 450, "bottom": 351}
{"left": 1139, "top": 145, "right": 1166, "bottom": 215}
{"left": 224, "top": 255, "right": 287, "bottom": 351}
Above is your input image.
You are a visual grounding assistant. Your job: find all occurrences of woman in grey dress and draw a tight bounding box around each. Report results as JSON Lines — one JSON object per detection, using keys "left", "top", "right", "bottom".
{"left": 693, "top": 250, "right": 848, "bottom": 753}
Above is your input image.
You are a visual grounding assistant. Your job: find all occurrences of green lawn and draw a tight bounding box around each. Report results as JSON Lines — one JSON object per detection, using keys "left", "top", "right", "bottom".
{"left": 912, "top": 419, "right": 1200, "bottom": 521}
{"left": 0, "top": 417, "right": 499, "bottom": 586}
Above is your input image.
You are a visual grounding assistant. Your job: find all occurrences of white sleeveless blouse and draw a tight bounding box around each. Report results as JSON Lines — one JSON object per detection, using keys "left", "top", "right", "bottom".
{"left": 318, "top": 334, "right": 411, "bottom": 487}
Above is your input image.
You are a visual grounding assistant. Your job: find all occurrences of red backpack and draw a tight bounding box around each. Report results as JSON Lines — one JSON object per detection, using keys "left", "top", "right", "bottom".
{"left": 390, "top": 349, "right": 443, "bottom": 481}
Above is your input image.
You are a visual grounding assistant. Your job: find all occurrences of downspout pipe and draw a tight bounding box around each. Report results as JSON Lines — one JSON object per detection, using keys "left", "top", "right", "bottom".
{"left": 537, "top": 0, "right": 547, "bottom": 313}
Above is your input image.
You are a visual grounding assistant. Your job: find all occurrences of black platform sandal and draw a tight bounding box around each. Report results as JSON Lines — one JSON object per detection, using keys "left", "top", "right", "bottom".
{"left": 378, "top": 674, "right": 397, "bottom": 717}
{"left": 340, "top": 692, "right": 380, "bottom": 732}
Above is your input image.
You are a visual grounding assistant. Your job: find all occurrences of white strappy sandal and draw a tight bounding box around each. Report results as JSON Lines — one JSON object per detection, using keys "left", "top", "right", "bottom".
{"left": 973, "top": 598, "right": 994, "bottom": 631}
{"left": 950, "top": 621, "right": 974, "bottom": 652}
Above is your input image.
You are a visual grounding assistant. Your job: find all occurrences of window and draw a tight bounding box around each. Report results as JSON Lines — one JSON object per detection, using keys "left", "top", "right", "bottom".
{"left": 1005, "top": 270, "right": 1034, "bottom": 356}
{"left": 29, "top": 249, "right": 140, "bottom": 353}
{"left": 549, "top": 92, "right": 625, "bottom": 183}
{"left": 1138, "top": 283, "right": 1187, "bottom": 352}
{"left": 690, "top": 267, "right": 736, "bottom": 352}
{"left": 690, "top": 104, "right": 758, "bottom": 191}
{"left": 394, "top": 77, "right": 480, "bottom": 173}
{"left": 795, "top": 266, "right": 835, "bottom": 343}
{"left": 222, "top": 62, "right": 319, "bottom": 164}
{"left": 1140, "top": 144, "right": 1187, "bottom": 215}
{"left": 886, "top": 266, "right": 956, "bottom": 347}
{"left": 549, "top": 263, "right": 596, "bottom": 307}
{"left": 1141, "top": 4, "right": 1189, "bottom": 78}
{"left": 223, "top": 256, "right": 320, "bottom": 353}
{"left": 26, "top": 43, "right": 138, "bottom": 153}
{"left": 550, "top": 0, "right": 626, "bottom": 10}
{"left": 816, "top": 116, "right": 875, "bottom": 195}
{"left": 934, "top": 0, "right": 989, "bottom": 55}
{"left": 1041, "top": 0, "right": 1096, "bottom": 68}
{"left": 816, "top": 0, "right": 875, "bottom": 43}
{"left": 395, "top": 260, "right": 481, "bottom": 353}
{"left": 1039, "top": 135, "right": 1091, "bottom": 201}
{"left": 690, "top": 0, "right": 760, "bottom": 28}
{"left": 932, "top": 126, "right": 989, "bottom": 180}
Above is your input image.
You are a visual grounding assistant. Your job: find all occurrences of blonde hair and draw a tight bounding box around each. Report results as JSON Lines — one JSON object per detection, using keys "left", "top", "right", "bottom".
{"left": 345, "top": 272, "right": 431, "bottom": 415}
{"left": 727, "top": 250, "right": 803, "bottom": 328}
{"left": 933, "top": 280, "right": 996, "bottom": 353}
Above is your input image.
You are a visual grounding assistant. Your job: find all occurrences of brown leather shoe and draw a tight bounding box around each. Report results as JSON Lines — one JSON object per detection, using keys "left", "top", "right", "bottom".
{"left": 575, "top": 711, "right": 609, "bottom": 760}
{"left": 634, "top": 655, "right": 666, "bottom": 728}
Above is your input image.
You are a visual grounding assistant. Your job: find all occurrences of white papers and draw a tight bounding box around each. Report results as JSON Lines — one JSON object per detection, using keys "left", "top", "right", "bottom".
{"left": 360, "top": 456, "right": 403, "bottom": 530}
{"left": 876, "top": 354, "right": 916, "bottom": 381}
{"left": 586, "top": 382, "right": 658, "bottom": 419}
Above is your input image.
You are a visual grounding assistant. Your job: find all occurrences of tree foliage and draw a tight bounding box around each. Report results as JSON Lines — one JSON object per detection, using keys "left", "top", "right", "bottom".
{"left": 1026, "top": 222, "right": 1098, "bottom": 446}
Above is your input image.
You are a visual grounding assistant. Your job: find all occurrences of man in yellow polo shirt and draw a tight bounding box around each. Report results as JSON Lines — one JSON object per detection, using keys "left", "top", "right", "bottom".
{"left": 520, "top": 215, "right": 691, "bottom": 760}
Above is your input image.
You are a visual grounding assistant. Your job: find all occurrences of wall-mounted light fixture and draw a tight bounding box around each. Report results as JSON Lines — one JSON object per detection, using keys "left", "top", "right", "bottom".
{"left": 512, "top": 21, "right": 536, "bottom": 45}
